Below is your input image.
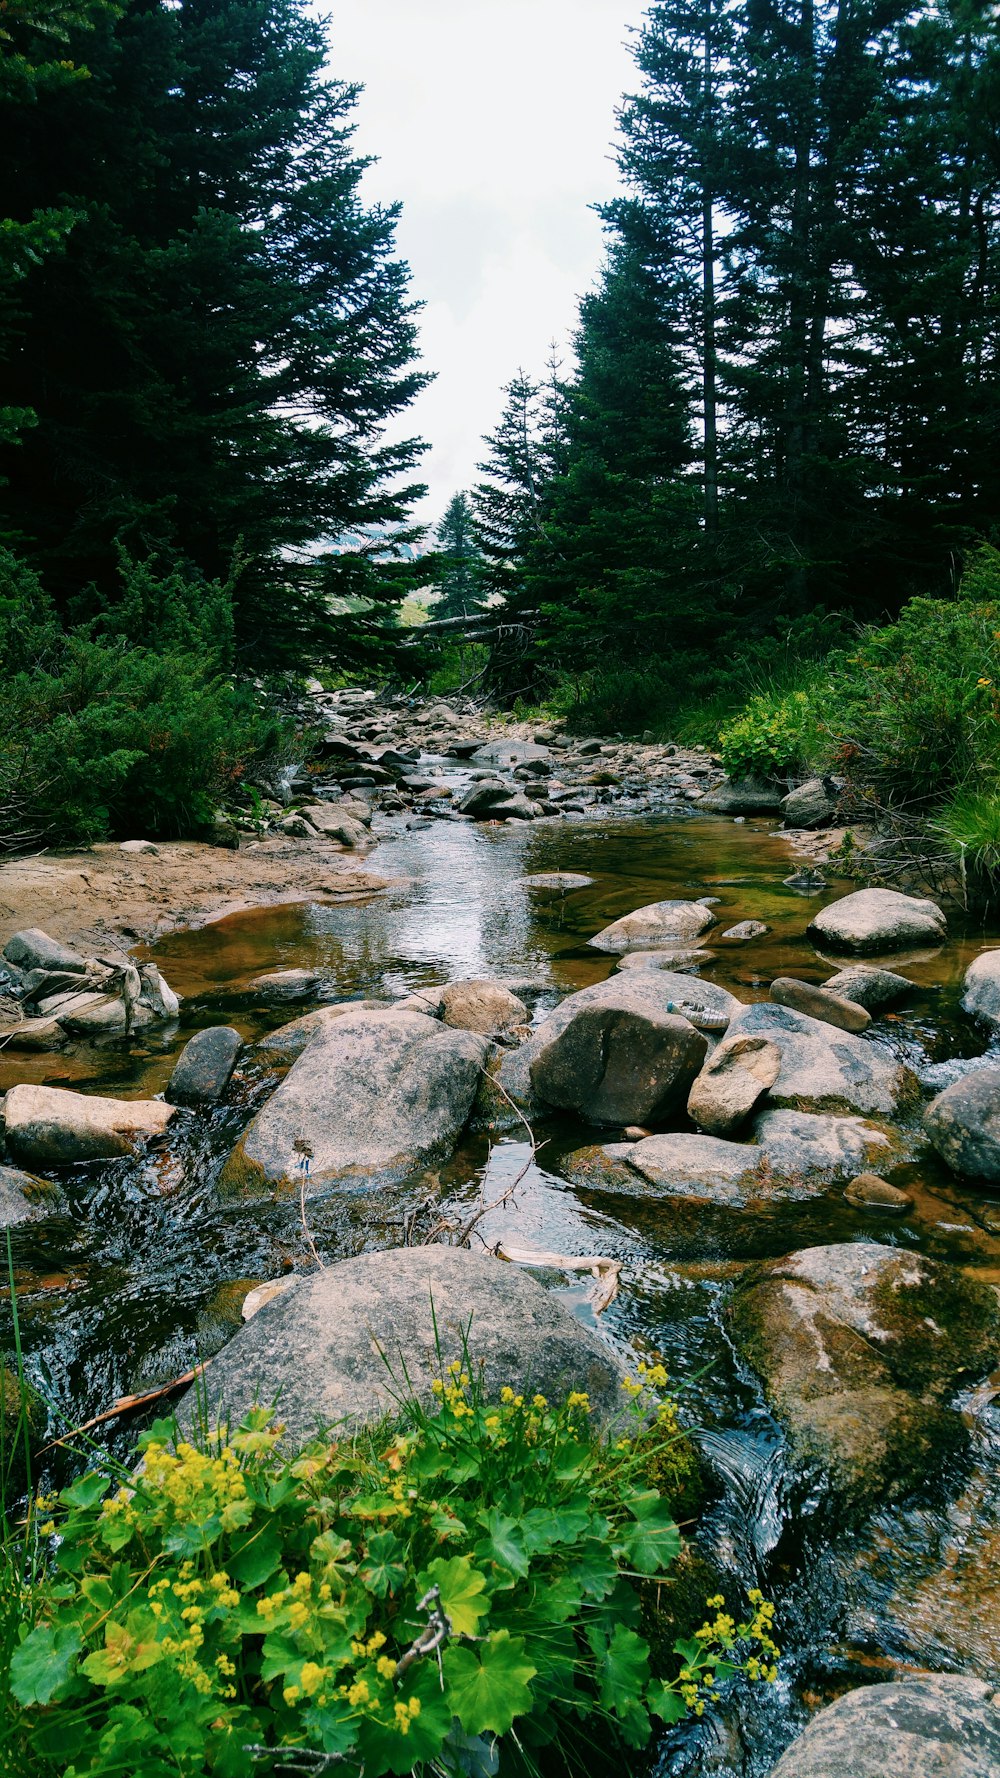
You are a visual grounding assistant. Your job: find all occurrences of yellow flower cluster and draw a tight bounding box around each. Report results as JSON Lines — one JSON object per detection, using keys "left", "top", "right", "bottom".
{"left": 393, "top": 1696, "right": 422, "bottom": 1736}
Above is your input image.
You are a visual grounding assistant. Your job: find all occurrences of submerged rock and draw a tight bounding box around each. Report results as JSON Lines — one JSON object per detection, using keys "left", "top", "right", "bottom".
{"left": 728, "top": 1242, "right": 1000, "bottom": 1502}
{"left": 808, "top": 887, "right": 946, "bottom": 954}
{"left": 250, "top": 968, "right": 321, "bottom": 1003}
{"left": 844, "top": 1172, "right": 913, "bottom": 1212}
{"left": 723, "top": 1002, "right": 913, "bottom": 1117}
{"left": 183, "top": 1246, "right": 624, "bottom": 1447}
{"left": 588, "top": 899, "right": 716, "bottom": 953}
{"left": 961, "top": 948, "right": 1000, "bottom": 1030}
{"left": 767, "top": 1675, "right": 1000, "bottom": 1778}
{"left": 0, "top": 1163, "right": 65, "bottom": 1227}
{"left": 519, "top": 872, "right": 594, "bottom": 892}
{"left": 924, "top": 1068, "right": 1000, "bottom": 1181}
{"left": 687, "top": 1035, "right": 781, "bottom": 1135}
{"left": 219, "top": 1008, "right": 487, "bottom": 1198}
{"left": 168, "top": 1026, "right": 243, "bottom": 1107}
{"left": 823, "top": 964, "right": 915, "bottom": 1012}
{"left": 4, "top": 1084, "right": 178, "bottom": 1166}
{"left": 528, "top": 973, "right": 708, "bottom": 1125}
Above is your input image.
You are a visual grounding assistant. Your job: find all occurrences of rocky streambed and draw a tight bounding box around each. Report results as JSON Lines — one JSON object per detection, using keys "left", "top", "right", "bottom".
{"left": 2, "top": 696, "right": 1000, "bottom": 1776}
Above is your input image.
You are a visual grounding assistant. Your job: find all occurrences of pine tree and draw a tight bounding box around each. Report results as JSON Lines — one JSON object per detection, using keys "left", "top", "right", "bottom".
{"left": 433, "top": 493, "right": 483, "bottom": 618}
{"left": 0, "top": 0, "right": 429, "bottom": 667}
{"left": 472, "top": 372, "right": 555, "bottom": 604}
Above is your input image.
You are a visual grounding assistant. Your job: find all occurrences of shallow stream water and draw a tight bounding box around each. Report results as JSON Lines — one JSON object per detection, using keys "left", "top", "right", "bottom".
{"left": 5, "top": 766, "right": 1000, "bottom": 1775}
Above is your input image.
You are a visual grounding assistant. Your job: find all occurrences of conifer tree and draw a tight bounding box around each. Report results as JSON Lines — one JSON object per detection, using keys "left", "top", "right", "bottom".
{"left": 0, "top": 0, "right": 429, "bottom": 667}
{"left": 433, "top": 493, "right": 483, "bottom": 618}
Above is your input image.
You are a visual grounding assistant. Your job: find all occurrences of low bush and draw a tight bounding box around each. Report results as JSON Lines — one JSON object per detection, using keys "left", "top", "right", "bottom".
{"left": 3, "top": 1364, "right": 778, "bottom": 1778}
{"left": 0, "top": 550, "right": 289, "bottom": 849}
{"left": 717, "top": 688, "right": 824, "bottom": 784}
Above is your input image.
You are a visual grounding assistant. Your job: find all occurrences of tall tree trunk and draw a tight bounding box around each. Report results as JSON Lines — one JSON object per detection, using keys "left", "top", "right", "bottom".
{"left": 702, "top": 1, "right": 719, "bottom": 533}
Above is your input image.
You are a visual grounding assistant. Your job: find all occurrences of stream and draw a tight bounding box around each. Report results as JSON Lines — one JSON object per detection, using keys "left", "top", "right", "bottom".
{"left": 4, "top": 754, "right": 1000, "bottom": 1776}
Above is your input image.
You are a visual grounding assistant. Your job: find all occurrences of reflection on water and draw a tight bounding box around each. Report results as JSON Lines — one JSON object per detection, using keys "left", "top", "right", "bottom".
{"left": 5, "top": 798, "right": 1000, "bottom": 1775}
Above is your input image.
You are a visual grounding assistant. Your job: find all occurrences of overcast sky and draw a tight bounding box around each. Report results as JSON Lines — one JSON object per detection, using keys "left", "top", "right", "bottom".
{"left": 317, "top": 1, "right": 645, "bottom": 529}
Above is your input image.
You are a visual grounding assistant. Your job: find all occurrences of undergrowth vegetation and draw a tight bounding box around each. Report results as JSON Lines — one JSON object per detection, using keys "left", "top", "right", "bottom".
{"left": 1, "top": 1361, "right": 779, "bottom": 1778}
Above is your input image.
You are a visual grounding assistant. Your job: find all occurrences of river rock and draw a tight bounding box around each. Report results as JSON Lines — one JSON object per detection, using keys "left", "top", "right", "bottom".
{"left": 699, "top": 777, "right": 784, "bottom": 815}
{"left": 0, "top": 1163, "right": 64, "bottom": 1227}
{"left": 723, "top": 1002, "right": 913, "bottom": 1117}
{"left": 687, "top": 1036, "right": 781, "bottom": 1135}
{"left": 767, "top": 1675, "right": 1000, "bottom": 1778}
{"left": 299, "top": 803, "right": 370, "bottom": 848}
{"left": 924, "top": 1068, "right": 1000, "bottom": 1181}
{"left": 458, "top": 779, "right": 516, "bottom": 817}
{"left": 488, "top": 792, "right": 539, "bottom": 821}
{"left": 564, "top": 1133, "right": 770, "bottom": 1203}
{"left": 168, "top": 1026, "right": 243, "bottom": 1107}
{"left": 4, "top": 1084, "right": 179, "bottom": 1166}
{"left": 255, "top": 1002, "right": 385, "bottom": 1066}
{"left": 615, "top": 948, "right": 714, "bottom": 972}
{"left": 0, "top": 1017, "right": 67, "bottom": 1051}
{"left": 250, "top": 968, "right": 321, "bottom": 1003}
{"left": 469, "top": 740, "right": 550, "bottom": 769}
{"left": 588, "top": 899, "right": 717, "bottom": 953}
{"left": 728, "top": 1243, "right": 1000, "bottom": 1501}
{"left": 528, "top": 974, "right": 708, "bottom": 1125}
{"left": 844, "top": 1172, "right": 913, "bottom": 1211}
{"left": 780, "top": 777, "right": 839, "bottom": 829}
{"left": 219, "top": 1008, "right": 488, "bottom": 1197}
{"left": 808, "top": 888, "right": 946, "bottom": 954}
{"left": 753, "top": 1109, "right": 901, "bottom": 1181}
{"left": 440, "top": 980, "right": 528, "bottom": 1035}
{"left": 961, "top": 949, "right": 1000, "bottom": 1029}
{"left": 520, "top": 872, "right": 595, "bottom": 892}
{"left": 822, "top": 964, "right": 914, "bottom": 1012}
{"left": 184, "top": 1245, "right": 625, "bottom": 1447}
{"left": 720, "top": 920, "right": 769, "bottom": 941}
{"left": 770, "top": 976, "right": 871, "bottom": 1033}
{"left": 3, "top": 929, "right": 88, "bottom": 975}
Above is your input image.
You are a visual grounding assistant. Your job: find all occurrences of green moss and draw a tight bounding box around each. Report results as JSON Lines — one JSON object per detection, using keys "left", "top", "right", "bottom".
{"left": 872, "top": 1264, "right": 1000, "bottom": 1394}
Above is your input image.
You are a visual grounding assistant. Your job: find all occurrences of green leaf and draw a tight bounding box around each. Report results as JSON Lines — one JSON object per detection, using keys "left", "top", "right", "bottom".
{"left": 647, "top": 1681, "right": 688, "bottom": 1725}
{"left": 563, "top": 1537, "right": 618, "bottom": 1600}
{"left": 444, "top": 1631, "right": 537, "bottom": 1736}
{"left": 10, "top": 1624, "right": 82, "bottom": 1704}
{"left": 618, "top": 1490, "right": 681, "bottom": 1575}
{"left": 420, "top": 1554, "right": 490, "bottom": 1637}
{"left": 520, "top": 1504, "right": 592, "bottom": 1553}
{"left": 228, "top": 1522, "right": 283, "bottom": 1588}
{"left": 475, "top": 1509, "right": 529, "bottom": 1579}
{"left": 359, "top": 1529, "right": 407, "bottom": 1597}
{"left": 597, "top": 1624, "right": 650, "bottom": 1719}
{"left": 59, "top": 1472, "right": 110, "bottom": 1510}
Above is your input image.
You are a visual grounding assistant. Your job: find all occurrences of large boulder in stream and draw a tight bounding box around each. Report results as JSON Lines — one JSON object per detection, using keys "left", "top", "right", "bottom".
{"left": 722, "top": 1001, "right": 914, "bottom": 1117}
{"left": 767, "top": 1675, "right": 1000, "bottom": 1778}
{"left": 751, "top": 1108, "right": 904, "bottom": 1181}
{"left": 528, "top": 972, "right": 713, "bottom": 1125}
{"left": 4, "top": 1084, "right": 179, "bottom": 1167}
{"left": 183, "top": 1246, "right": 624, "bottom": 1447}
{"left": 219, "top": 1008, "right": 487, "bottom": 1198}
{"left": 728, "top": 1243, "right": 1000, "bottom": 1503}
{"left": 588, "top": 899, "right": 717, "bottom": 953}
{"left": 960, "top": 948, "right": 1000, "bottom": 1030}
{"left": 808, "top": 887, "right": 946, "bottom": 954}
{"left": 168, "top": 1026, "right": 243, "bottom": 1107}
{"left": 924, "top": 1067, "right": 1000, "bottom": 1182}
{"left": 687, "top": 1035, "right": 781, "bottom": 1135}
{"left": 0, "top": 1163, "right": 65, "bottom": 1227}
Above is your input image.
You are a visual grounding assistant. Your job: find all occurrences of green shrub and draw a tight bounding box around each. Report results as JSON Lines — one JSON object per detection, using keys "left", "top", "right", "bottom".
{"left": 934, "top": 787, "right": 1000, "bottom": 884}
{"left": 717, "top": 688, "right": 823, "bottom": 783}
{"left": 0, "top": 550, "right": 289, "bottom": 847}
{"left": 3, "top": 1366, "right": 778, "bottom": 1778}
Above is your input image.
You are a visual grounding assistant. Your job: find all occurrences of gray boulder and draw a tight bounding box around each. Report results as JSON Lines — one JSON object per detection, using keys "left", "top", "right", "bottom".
{"left": 767, "top": 1676, "right": 1000, "bottom": 1778}
{"left": 924, "top": 1068, "right": 1000, "bottom": 1181}
{"left": 823, "top": 965, "right": 915, "bottom": 1012}
{"left": 588, "top": 899, "right": 717, "bottom": 953}
{"left": 780, "top": 776, "right": 839, "bottom": 829}
{"left": 0, "top": 1163, "right": 64, "bottom": 1227}
{"left": 183, "top": 1245, "right": 625, "bottom": 1447}
{"left": 961, "top": 949, "right": 1000, "bottom": 1030}
{"left": 770, "top": 976, "right": 871, "bottom": 1033}
{"left": 752, "top": 1108, "right": 902, "bottom": 1182}
{"left": 4, "top": 1084, "right": 179, "bottom": 1166}
{"left": 440, "top": 980, "right": 527, "bottom": 1034}
{"left": 250, "top": 969, "right": 320, "bottom": 1003}
{"left": 519, "top": 872, "right": 594, "bottom": 892}
{"left": 808, "top": 888, "right": 946, "bottom": 954}
{"left": 698, "top": 777, "right": 784, "bottom": 815}
{"left": 723, "top": 1001, "right": 913, "bottom": 1117}
{"left": 563, "top": 1132, "right": 772, "bottom": 1205}
{"left": 469, "top": 740, "right": 550, "bottom": 769}
{"left": 720, "top": 920, "right": 769, "bottom": 941}
{"left": 3, "top": 929, "right": 88, "bottom": 975}
{"left": 458, "top": 780, "right": 516, "bottom": 817}
{"left": 728, "top": 1243, "right": 1000, "bottom": 1502}
{"left": 219, "top": 1008, "right": 488, "bottom": 1198}
{"left": 528, "top": 974, "right": 708, "bottom": 1125}
{"left": 687, "top": 1035, "right": 781, "bottom": 1135}
{"left": 168, "top": 1027, "right": 243, "bottom": 1107}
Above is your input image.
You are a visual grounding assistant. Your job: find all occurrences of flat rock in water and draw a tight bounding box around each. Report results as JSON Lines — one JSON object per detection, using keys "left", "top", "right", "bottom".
{"left": 728, "top": 1242, "right": 1000, "bottom": 1503}
{"left": 0, "top": 1017, "right": 67, "bottom": 1051}
{"left": 924, "top": 1067, "right": 1000, "bottom": 1181}
{"left": 219, "top": 1008, "right": 488, "bottom": 1198}
{"left": 250, "top": 969, "right": 321, "bottom": 1002}
{"left": 961, "top": 949, "right": 1000, "bottom": 1030}
{"left": 720, "top": 920, "right": 769, "bottom": 941}
{"left": 519, "top": 872, "right": 594, "bottom": 892}
{"left": 698, "top": 777, "right": 784, "bottom": 815}
{"left": 687, "top": 1035, "right": 781, "bottom": 1136}
{"left": 528, "top": 973, "right": 710, "bottom": 1125}
{"left": 723, "top": 1001, "right": 913, "bottom": 1117}
{"left": 766, "top": 1675, "right": 1000, "bottom": 1778}
{"left": 563, "top": 1133, "right": 777, "bottom": 1206}
{"left": 844, "top": 1172, "right": 913, "bottom": 1212}
{"left": 469, "top": 739, "right": 550, "bottom": 769}
{"left": 770, "top": 975, "right": 871, "bottom": 1033}
{"left": 182, "top": 1246, "right": 625, "bottom": 1448}
{"left": 0, "top": 1163, "right": 65, "bottom": 1227}
{"left": 4, "top": 1084, "right": 178, "bottom": 1167}
{"left": 808, "top": 887, "right": 946, "bottom": 954}
{"left": 753, "top": 1108, "right": 901, "bottom": 1182}
{"left": 588, "top": 899, "right": 717, "bottom": 953}
{"left": 168, "top": 1026, "right": 243, "bottom": 1107}
{"left": 616, "top": 948, "right": 714, "bottom": 972}
{"left": 823, "top": 964, "right": 914, "bottom": 1011}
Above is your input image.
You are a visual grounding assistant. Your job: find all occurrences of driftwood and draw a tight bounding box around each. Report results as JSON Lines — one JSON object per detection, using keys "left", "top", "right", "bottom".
{"left": 492, "top": 1242, "right": 622, "bottom": 1315}
{"left": 36, "top": 1362, "right": 211, "bottom": 1453}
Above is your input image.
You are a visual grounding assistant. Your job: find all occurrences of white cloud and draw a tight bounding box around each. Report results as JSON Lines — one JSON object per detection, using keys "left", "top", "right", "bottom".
{"left": 312, "top": 0, "right": 645, "bottom": 526}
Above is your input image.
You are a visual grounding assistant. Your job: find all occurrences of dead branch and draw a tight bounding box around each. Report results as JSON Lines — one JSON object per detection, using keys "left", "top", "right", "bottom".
{"left": 36, "top": 1363, "right": 211, "bottom": 1453}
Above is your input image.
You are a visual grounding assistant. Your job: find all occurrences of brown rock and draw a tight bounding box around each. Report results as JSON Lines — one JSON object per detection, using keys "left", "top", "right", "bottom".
{"left": 844, "top": 1172, "right": 913, "bottom": 1212}
{"left": 770, "top": 976, "right": 871, "bottom": 1033}
{"left": 687, "top": 1035, "right": 782, "bottom": 1136}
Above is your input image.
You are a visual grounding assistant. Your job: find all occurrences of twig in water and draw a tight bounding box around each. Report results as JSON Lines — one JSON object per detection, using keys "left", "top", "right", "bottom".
{"left": 293, "top": 1138, "right": 324, "bottom": 1271}
{"left": 491, "top": 1242, "right": 622, "bottom": 1315}
{"left": 36, "top": 1363, "right": 211, "bottom": 1453}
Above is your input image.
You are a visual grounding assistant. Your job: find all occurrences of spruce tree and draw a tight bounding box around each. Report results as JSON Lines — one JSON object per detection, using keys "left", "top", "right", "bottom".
{"left": 433, "top": 493, "right": 483, "bottom": 619}
{"left": 0, "top": 0, "right": 429, "bottom": 667}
